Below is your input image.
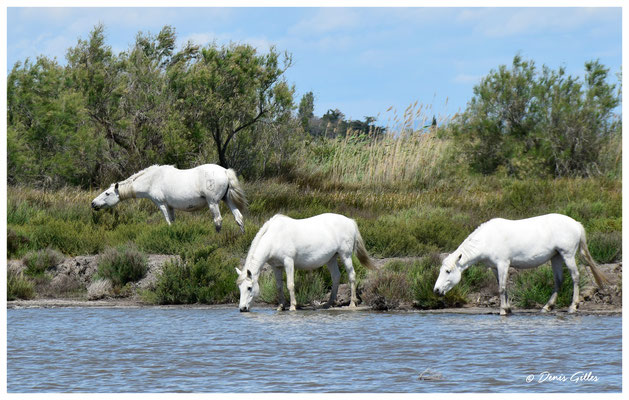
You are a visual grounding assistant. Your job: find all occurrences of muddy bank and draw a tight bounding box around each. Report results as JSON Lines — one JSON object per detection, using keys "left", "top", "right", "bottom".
{"left": 7, "top": 254, "right": 622, "bottom": 314}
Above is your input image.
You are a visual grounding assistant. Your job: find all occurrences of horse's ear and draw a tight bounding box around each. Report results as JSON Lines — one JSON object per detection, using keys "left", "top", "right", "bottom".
{"left": 457, "top": 254, "right": 462, "bottom": 261}
{"left": 235, "top": 267, "right": 242, "bottom": 275}
{"left": 246, "top": 269, "right": 252, "bottom": 279}
{"left": 115, "top": 182, "right": 119, "bottom": 190}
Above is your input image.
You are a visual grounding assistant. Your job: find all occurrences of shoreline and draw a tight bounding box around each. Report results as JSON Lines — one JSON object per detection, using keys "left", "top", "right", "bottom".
{"left": 7, "top": 298, "right": 622, "bottom": 316}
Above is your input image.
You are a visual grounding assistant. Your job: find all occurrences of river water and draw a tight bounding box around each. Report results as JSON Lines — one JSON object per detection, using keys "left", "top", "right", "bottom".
{"left": 7, "top": 306, "right": 621, "bottom": 392}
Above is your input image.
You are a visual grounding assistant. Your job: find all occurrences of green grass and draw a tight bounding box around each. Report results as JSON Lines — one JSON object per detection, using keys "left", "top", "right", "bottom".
{"left": 511, "top": 266, "right": 584, "bottom": 309}
{"left": 6, "top": 168, "right": 621, "bottom": 306}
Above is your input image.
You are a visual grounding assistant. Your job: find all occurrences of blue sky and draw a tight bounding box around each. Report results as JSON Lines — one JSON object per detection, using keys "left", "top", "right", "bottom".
{"left": 6, "top": 6, "right": 622, "bottom": 126}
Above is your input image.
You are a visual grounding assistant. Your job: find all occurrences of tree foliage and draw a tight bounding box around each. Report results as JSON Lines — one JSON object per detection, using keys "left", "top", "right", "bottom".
{"left": 455, "top": 55, "right": 621, "bottom": 177}
{"left": 8, "top": 24, "right": 297, "bottom": 187}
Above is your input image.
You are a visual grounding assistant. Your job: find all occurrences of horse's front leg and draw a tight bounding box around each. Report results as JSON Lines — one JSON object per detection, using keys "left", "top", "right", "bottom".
{"left": 157, "top": 204, "right": 173, "bottom": 225}
{"left": 496, "top": 261, "right": 511, "bottom": 316}
{"left": 284, "top": 258, "right": 297, "bottom": 311}
{"left": 273, "top": 266, "right": 286, "bottom": 311}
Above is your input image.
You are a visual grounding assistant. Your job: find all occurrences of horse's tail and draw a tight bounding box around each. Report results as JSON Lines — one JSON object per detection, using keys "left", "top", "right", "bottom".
{"left": 353, "top": 221, "right": 376, "bottom": 270}
{"left": 225, "top": 168, "right": 248, "bottom": 212}
{"left": 579, "top": 224, "right": 608, "bottom": 288}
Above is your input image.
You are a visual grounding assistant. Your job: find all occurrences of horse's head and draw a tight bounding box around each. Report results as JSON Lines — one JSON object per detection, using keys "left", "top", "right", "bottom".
{"left": 433, "top": 253, "right": 464, "bottom": 295}
{"left": 235, "top": 267, "right": 259, "bottom": 312}
{"left": 91, "top": 183, "right": 122, "bottom": 211}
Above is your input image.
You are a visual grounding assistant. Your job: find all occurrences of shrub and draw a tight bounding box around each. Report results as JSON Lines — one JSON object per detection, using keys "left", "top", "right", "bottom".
{"left": 8, "top": 271, "right": 35, "bottom": 300}
{"left": 22, "top": 248, "right": 64, "bottom": 277}
{"left": 151, "top": 246, "right": 239, "bottom": 304}
{"left": 97, "top": 245, "right": 148, "bottom": 288}
{"left": 362, "top": 265, "right": 412, "bottom": 310}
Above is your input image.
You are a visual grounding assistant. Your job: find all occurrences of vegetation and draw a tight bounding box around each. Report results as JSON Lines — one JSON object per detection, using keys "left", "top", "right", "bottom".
{"left": 96, "top": 245, "right": 148, "bottom": 288}
{"left": 6, "top": 25, "right": 621, "bottom": 308}
{"left": 22, "top": 248, "right": 65, "bottom": 277}
{"left": 8, "top": 271, "right": 36, "bottom": 301}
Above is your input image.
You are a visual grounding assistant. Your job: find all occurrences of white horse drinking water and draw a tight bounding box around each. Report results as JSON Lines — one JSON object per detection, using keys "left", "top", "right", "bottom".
{"left": 91, "top": 164, "right": 247, "bottom": 232}
{"left": 433, "top": 213, "right": 607, "bottom": 315}
{"left": 235, "top": 213, "right": 375, "bottom": 312}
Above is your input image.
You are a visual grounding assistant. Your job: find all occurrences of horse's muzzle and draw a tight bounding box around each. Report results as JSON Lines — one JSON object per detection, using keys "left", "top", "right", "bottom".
{"left": 239, "top": 307, "right": 249, "bottom": 312}
{"left": 91, "top": 202, "right": 99, "bottom": 211}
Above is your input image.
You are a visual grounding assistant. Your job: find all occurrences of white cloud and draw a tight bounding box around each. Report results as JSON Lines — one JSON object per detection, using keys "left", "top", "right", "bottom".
{"left": 289, "top": 8, "right": 361, "bottom": 36}
{"left": 457, "top": 7, "right": 620, "bottom": 38}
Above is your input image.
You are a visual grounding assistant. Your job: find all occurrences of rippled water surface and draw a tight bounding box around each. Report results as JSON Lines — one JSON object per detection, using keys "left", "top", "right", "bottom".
{"left": 7, "top": 307, "right": 621, "bottom": 392}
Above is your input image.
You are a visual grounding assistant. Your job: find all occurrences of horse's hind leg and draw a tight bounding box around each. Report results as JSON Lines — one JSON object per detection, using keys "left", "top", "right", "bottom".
{"left": 206, "top": 201, "right": 223, "bottom": 232}
{"left": 563, "top": 255, "right": 580, "bottom": 313}
{"left": 157, "top": 203, "right": 174, "bottom": 225}
{"left": 324, "top": 256, "right": 341, "bottom": 308}
{"left": 542, "top": 254, "right": 564, "bottom": 313}
{"left": 225, "top": 196, "right": 244, "bottom": 233}
{"left": 341, "top": 255, "right": 357, "bottom": 308}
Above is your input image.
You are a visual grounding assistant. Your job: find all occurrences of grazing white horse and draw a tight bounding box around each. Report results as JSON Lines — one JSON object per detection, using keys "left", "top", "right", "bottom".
{"left": 235, "top": 213, "right": 375, "bottom": 312}
{"left": 91, "top": 164, "right": 247, "bottom": 232}
{"left": 433, "top": 213, "right": 607, "bottom": 315}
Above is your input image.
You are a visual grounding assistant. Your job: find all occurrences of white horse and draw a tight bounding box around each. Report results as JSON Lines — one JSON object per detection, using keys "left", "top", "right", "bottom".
{"left": 91, "top": 164, "right": 247, "bottom": 232}
{"left": 235, "top": 213, "right": 375, "bottom": 312}
{"left": 433, "top": 213, "right": 607, "bottom": 315}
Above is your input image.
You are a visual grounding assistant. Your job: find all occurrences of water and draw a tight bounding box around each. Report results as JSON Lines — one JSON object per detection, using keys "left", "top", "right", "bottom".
{"left": 7, "top": 306, "right": 621, "bottom": 392}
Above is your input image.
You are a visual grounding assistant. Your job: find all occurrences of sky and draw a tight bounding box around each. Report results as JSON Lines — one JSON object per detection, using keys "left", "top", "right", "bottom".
{"left": 5, "top": 5, "right": 623, "bottom": 126}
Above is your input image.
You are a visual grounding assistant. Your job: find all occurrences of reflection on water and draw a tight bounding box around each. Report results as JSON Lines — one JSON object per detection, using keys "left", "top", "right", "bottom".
{"left": 7, "top": 307, "right": 621, "bottom": 393}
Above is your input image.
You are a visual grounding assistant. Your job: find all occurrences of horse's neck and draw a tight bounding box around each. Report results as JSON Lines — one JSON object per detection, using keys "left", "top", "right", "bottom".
{"left": 457, "top": 236, "right": 482, "bottom": 269}
{"left": 119, "top": 169, "right": 154, "bottom": 200}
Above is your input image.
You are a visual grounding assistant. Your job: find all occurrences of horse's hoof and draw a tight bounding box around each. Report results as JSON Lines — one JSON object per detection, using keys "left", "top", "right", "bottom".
{"left": 500, "top": 308, "right": 511, "bottom": 316}
{"left": 568, "top": 306, "right": 577, "bottom": 314}
{"left": 541, "top": 306, "right": 551, "bottom": 313}
{"left": 276, "top": 305, "right": 285, "bottom": 311}
{"left": 289, "top": 306, "right": 297, "bottom": 311}
{"left": 349, "top": 302, "right": 357, "bottom": 309}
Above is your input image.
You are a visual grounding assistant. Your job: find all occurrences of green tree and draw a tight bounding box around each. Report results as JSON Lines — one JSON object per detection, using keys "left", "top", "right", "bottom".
{"left": 7, "top": 57, "right": 102, "bottom": 187}
{"left": 456, "top": 55, "right": 620, "bottom": 177}
{"left": 298, "top": 91, "right": 315, "bottom": 133}
{"left": 169, "top": 43, "right": 294, "bottom": 169}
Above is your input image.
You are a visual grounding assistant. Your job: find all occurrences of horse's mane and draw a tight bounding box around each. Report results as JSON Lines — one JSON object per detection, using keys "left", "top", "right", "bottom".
{"left": 454, "top": 221, "right": 488, "bottom": 265}
{"left": 238, "top": 214, "right": 286, "bottom": 283}
{"left": 119, "top": 164, "right": 165, "bottom": 186}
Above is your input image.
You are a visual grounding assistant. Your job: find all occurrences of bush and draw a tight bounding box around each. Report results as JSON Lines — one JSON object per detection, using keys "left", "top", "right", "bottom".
{"left": 362, "top": 265, "right": 412, "bottom": 310}
{"left": 8, "top": 271, "right": 35, "bottom": 300}
{"left": 456, "top": 55, "right": 620, "bottom": 178}
{"left": 97, "top": 245, "right": 148, "bottom": 288}
{"left": 151, "top": 246, "right": 239, "bottom": 304}
{"left": 22, "top": 248, "right": 64, "bottom": 277}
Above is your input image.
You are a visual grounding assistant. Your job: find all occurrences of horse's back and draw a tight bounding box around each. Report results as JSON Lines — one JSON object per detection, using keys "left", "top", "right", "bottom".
{"left": 263, "top": 213, "right": 357, "bottom": 267}
{"left": 480, "top": 213, "right": 583, "bottom": 266}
